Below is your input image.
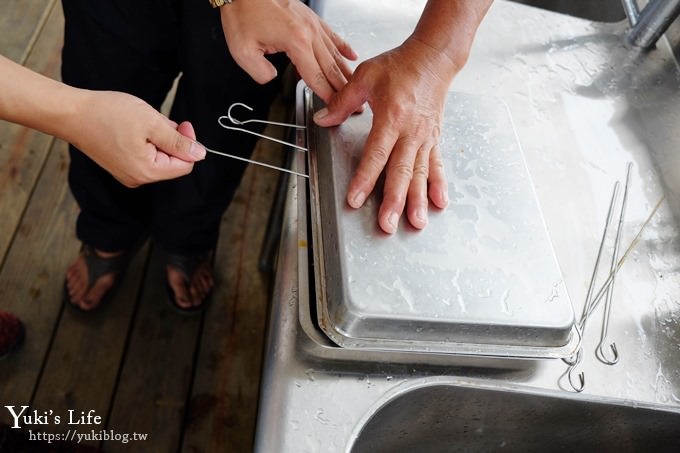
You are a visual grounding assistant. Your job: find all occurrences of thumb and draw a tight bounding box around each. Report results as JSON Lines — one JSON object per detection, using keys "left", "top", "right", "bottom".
{"left": 150, "top": 120, "right": 206, "bottom": 163}
{"left": 313, "top": 78, "right": 366, "bottom": 127}
{"left": 231, "top": 48, "right": 278, "bottom": 85}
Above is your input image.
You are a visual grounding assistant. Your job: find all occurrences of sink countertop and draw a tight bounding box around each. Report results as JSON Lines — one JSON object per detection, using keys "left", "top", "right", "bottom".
{"left": 255, "top": 1, "right": 680, "bottom": 451}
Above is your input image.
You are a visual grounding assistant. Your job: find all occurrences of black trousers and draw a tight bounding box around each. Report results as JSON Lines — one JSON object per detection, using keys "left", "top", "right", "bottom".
{"left": 61, "top": 0, "right": 288, "bottom": 255}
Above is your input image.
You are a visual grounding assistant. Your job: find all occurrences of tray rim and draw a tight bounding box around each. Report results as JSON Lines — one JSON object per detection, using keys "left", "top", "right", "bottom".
{"left": 301, "top": 83, "right": 579, "bottom": 360}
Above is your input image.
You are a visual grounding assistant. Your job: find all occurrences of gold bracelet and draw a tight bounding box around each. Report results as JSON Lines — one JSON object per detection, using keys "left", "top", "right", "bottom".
{"left": 209, "top": 0, "right": 232, "bottom": 8}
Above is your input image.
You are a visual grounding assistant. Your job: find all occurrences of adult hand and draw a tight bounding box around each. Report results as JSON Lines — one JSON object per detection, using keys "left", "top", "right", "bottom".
{"left": 314, "top": 38, "right": 454, "bottom": 234}
{"left": 0, "top": 54, "right": 203, "bottom": 186}
{"left": 219, "top": 0, "right": 357, "bottom": 103}
{"left": 69, "top": 91, "right": 206, "bottom": 187}
{"left": 312, "top": 0, "right": 491, "bottom": 234}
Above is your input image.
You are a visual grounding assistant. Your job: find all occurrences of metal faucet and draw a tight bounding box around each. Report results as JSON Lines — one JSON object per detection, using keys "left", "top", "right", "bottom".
{"left": 623, "top": 0, "right": 680, "bottom": 49}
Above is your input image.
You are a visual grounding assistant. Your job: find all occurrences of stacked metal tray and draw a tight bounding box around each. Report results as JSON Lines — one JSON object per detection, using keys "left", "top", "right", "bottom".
{"left": 304, "top": 85, "right": 578, "bottom": 359}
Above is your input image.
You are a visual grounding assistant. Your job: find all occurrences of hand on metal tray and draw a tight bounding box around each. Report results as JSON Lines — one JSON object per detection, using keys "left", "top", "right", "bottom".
{"left": 311, "top": 0, "right": 492, "bottom": 234}
{"left": 313, "top": 38, "right": 452, "bottom": 234}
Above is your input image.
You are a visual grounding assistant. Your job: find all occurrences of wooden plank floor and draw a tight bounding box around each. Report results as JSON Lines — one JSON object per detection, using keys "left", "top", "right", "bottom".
{"left": 0, "top": 2, "right": 288, "bottom": 451}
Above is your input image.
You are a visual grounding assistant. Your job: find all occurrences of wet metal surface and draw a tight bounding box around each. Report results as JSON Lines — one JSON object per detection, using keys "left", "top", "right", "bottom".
{"left": 256, "top": 1, "right": 680, "bottom": 451}
{"left": 308, "top": 89, "right": 575, "bottom": 356}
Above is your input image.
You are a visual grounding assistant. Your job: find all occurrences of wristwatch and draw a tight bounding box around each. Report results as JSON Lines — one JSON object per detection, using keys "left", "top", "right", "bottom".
{"left": 209, "top": 0, "right": 232, "bottom": 7}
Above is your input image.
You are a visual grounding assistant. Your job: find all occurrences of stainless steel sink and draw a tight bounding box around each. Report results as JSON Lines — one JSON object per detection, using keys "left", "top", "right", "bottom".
{"left": 255, "top": 2, "right": 680, "bottom": 451}
{"left": 349, "top": 380, "right": 680, "bottom": 453}
{"left": 509, "top": 0, "right": 626, "bottom": 22}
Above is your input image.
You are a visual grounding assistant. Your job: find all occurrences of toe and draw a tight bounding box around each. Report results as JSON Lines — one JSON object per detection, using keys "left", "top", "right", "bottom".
{"left": 65, "top": 249, "right": 122, "bottom": 310}
{"left": 66, "top": 258, "right": 86, "bottom": 304}
{"left": 186, "top": 265, "right": 213, "bottom": 308}
{"left": 82, "top": 274, "right": 115, "bottom": 310}
{"left": 167, "top": 266, "right": 192, "bottom": 309}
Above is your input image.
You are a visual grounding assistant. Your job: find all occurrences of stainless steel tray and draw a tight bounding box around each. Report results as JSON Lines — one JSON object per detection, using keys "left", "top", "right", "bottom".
{"left": 303, "top": 84, "right": 578, "bottom": 358}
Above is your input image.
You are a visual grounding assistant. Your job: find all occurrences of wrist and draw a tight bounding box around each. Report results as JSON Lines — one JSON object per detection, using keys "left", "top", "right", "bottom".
{"left": 402, "top": 36, "right": 464, "bottom": 83}
{"left": 53, "top": 86, "right": 91, "bottom": 146}
{"left": 410, "top": 0, "right": 491, "bottom": 77}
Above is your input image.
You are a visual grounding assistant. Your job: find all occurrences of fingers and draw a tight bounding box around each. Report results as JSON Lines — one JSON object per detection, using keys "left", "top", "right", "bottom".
{"left": 377, "top": 137, "right": 420, "bottom": 234}
{"left": 320, "top": 20, "right": 358, "bottom": 61}
{"left": 220, "top": 1, "right": 355, "bottom": 101}
{"left": 230, "top": 47, "right": 279, "bottom": 85}
{"left": 346, "top": 118, "right": 399, "bottom": 209}
{"left": 317, "top": 21, "right": 356, "bottom": 96}
{"left": 350, "top": 141, "right": 444, "bottom": 234}
{"left": 406, "top": 146, "right": 431, "bottom": 230}
{"left": 288, "top": 19, "right": 355, "bottom": 103}
{"left": 142, "top": 142, "right": 195, "bottom": 181}
{"left": 149, "top": 120, "right": 206, "bottom": 163}
{"left": 140, "top": 120, "right": 206, "bottom": 183}
{"left": 427, "top": 145, "right": 448, "bottom": 209}
{"left": 175, "top": 120, "right": 196, "bottom": 140}
{"left": 318, "top": 22, "right": 355, "bottom": 80}
{"left": 291, "top": 40, "right": 342, "bottom": 104}
{"left": 313, "top": 75, "right": 367, "bottom": 127}
{"left": 340, "top": 99, "right": 445, "bottom": 234}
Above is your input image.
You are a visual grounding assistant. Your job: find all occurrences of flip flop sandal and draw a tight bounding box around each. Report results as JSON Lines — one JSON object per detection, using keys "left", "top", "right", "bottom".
{"left": 164, "top": 251, "right": 214, "bottom": 314}
{"left": 62, "top": 244, "right": 130, "bottom": 314}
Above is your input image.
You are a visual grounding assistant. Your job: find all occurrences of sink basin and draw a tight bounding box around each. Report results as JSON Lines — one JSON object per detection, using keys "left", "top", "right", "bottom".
{"left": 349, "top": 381, "right": 680, "bottom": 453}
{"left": 509, "top": 0, "right": 626, "bottom": 22}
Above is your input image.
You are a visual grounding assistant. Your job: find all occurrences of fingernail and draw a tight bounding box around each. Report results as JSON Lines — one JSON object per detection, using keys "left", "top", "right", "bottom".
{"left": 441, "top": 189, "right": 449, "bottom": 207}
{"left": 387, "top": 211, "right": 399, "bottom": 231}
{"left": 191, "top": 141, "right": 206, "bottom": 160}
{"left": 349, "top": 191, "right": 366, "bottom": 208}
{"left": 415, "top": 207, "right": 427, "bottom": 225}
{"left": 314, "top": 108, "right": 329, "bottom": 122}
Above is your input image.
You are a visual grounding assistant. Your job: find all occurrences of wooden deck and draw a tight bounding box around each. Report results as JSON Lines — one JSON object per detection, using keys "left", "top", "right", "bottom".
{"left": 0, "top": 1, "right": 288, "bottom": 451}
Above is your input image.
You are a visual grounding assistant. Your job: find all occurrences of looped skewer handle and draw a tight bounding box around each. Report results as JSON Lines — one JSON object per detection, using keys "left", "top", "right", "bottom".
{"left": 205, "top": 102, "right": 309, "bottom": 177}
{"left": 219, "top": 103, "right": 308, "bottom": 152}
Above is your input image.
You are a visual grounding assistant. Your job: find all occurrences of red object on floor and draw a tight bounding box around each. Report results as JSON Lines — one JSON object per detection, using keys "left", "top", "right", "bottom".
{"left": 0, "top": 311, "right": 24, "bottom": 360}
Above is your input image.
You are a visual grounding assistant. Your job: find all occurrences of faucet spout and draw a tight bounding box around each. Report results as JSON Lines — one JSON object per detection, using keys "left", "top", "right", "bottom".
{"left": 621, "top": 0, "right": 640, "bottom": 26}
{"left": 626, "top": 0, "right": 680, "bottom": 49}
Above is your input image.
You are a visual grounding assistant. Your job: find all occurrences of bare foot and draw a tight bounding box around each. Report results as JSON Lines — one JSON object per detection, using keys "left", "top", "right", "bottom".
{"left": 65, "top": 248, "right": 124, "bottom": 311}
{"left": 166, "top": 260, "right": 214, "bottom": 310}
